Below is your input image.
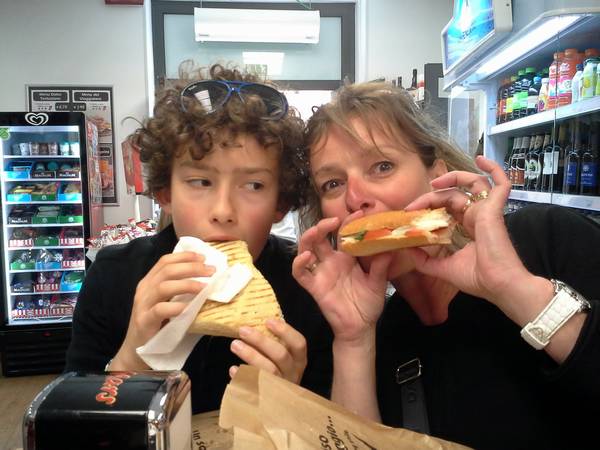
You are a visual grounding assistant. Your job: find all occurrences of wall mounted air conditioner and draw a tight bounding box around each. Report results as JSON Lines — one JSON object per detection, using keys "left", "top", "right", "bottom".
{"left": 194, "top": 8, "right": 320, "bottom": 44}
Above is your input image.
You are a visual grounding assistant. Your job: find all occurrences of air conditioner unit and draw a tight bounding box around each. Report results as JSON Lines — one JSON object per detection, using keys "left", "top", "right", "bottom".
{"left": 194, "top": 8, "right": 320, "bottom": 44}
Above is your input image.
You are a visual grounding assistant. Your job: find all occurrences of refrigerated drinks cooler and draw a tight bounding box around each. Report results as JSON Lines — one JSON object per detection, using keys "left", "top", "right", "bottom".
{"left": 0, "top": 111, "right": 103, "bottom": 376}
{"left": 443, "top": 1, "right": 600, "bottom": 214}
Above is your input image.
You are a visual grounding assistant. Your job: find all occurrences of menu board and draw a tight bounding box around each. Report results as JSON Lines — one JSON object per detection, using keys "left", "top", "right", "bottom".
{"left": 27, "top": 86, "right": 118, "bottom": 205}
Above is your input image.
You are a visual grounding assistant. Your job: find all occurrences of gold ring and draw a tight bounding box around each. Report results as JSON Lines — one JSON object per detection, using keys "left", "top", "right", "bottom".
{"left": 462, "top": 197, "right": 472, "bottom": 213}
{"left": 306, "top": 262, "right": 318, "bottom": 273}
{"left": 473, "top": 190, "right": 489, "bottom": 202}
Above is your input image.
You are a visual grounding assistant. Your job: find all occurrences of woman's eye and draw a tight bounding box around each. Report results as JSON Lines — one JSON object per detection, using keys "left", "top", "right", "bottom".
{"left": 246, "top": 181, "right": 264, "bottom": 191}
{"left": 320, "top": 179, "right": 343, "bottom": 193}
{"left": 188, "top": 178, "right": 211, "bottom": 187}
{"left": 373, "top": 161, "right": 394, "bottom": 174}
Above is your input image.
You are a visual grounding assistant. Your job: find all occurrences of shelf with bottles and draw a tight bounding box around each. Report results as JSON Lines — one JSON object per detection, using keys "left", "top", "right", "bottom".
{"left": 504, "top": 115, "right": 600, "bottom": 211}
{"left": 490, "top": 96, "right": 600, "bottom": 135}
{"left": 492, "top": 43, "right": 600, "bottom": 132}
{"left": 10, "top": 293, "right": 77, "bottom": 322}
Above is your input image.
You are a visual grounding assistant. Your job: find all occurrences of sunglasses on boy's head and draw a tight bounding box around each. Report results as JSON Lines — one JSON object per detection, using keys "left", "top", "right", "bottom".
{"left": 180, "top": 80, "right": 289, "bottom": 120}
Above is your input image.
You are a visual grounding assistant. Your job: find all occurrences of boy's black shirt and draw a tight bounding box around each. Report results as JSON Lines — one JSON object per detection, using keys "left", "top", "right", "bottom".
{"left": 376, "top": 205, "right": 600, "bottom": 450}
{"left": 65, "top": 225, "right": 333, "bottom": 414}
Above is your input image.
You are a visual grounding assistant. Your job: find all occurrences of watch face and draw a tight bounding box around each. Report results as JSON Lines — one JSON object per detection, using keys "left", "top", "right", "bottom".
{"left": 553, "top": 279, "right": 591, "bottom": 311}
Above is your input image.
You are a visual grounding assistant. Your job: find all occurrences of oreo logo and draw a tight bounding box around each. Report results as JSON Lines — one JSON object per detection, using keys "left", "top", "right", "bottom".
{"left": 25, "top": 112, "right": 49, "bottom": 126}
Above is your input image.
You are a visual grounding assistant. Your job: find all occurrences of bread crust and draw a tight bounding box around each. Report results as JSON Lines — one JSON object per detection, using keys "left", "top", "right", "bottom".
{"left": 188, "top": 240, "right": 282, "bottom": 339}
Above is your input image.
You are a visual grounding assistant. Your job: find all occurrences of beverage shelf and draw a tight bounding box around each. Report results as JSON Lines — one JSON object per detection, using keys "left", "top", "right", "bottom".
{"left": 6, "top": 223, "right": 83, "bottom": 228}
{"left": 2, "top": 177, "right": 81, "bottom": 182}
{"left": 11, "top": 307, "right": 74, "bottom": 322}
{"left": 508, "top": 190, "right": 552, "bottom": 203}
{"left": 5, "top": 200, "right": 81, "bottom": 205}
{"left": 10, "top": 267, "right": 84, "bottom": 274}
{"left": 11, "top": 290, "right": 80, "bottom": 296}
{"left": 490, "top": 97, "right": 600, "bottom": 136}
{"left": 8, "top": 245, "right": 84, "bottom": 250}
{"left": 3, "top": 155, "right": 79, "bottom": 159}
{"left": 7, "top": 125, "right": 79, "bottom": 133}
{"left": 509, "top": 190, "right": 600, "bottom": 211}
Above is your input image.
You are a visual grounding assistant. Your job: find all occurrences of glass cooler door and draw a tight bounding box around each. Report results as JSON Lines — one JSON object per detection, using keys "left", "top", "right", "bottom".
{"left": 443, "top": 4, "right": 600, "bottom": 218}
{"left": 0, "top": 113, "right": 87, "bottom": 327}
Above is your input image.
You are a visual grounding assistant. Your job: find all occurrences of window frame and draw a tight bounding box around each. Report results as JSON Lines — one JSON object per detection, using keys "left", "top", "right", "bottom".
{"left": 151, "top": 0, "right": 355, "bottom": 90}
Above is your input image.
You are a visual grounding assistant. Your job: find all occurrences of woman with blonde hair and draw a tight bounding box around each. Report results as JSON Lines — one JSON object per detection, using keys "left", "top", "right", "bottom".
{"left": 292, "top": 81, "right": 600, "bottom": 450}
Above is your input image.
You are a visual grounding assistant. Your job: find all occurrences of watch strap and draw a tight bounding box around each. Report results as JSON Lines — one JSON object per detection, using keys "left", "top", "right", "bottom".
{"left": 521, "top": 279, "right": 590, "bottom": 350}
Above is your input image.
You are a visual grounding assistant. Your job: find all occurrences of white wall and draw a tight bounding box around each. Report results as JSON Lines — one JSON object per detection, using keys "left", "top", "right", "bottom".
{"left": 0, "top": 0, "right": 153, "bottom": 226}
{"left": 0, "top": 0, "right": 454, "bottom": 225}
{"left": 362, "top": 0, "right": 453, "bottom": 84}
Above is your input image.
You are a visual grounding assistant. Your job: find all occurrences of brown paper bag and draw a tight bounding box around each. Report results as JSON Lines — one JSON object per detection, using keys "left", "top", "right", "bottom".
{"left": 217, "top": 365, "right": 472, "bottom": 450}
{"left": 191, "top": 410, "right": 233, "bottom": 450}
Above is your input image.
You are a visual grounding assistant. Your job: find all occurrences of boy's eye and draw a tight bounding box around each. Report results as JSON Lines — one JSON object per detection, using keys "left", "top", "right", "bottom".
{"left": 320, "top": 179, "right": 344, "bottom": 194}
{"left": 245, "top": 181, "right": 264, "bottom": 191}
{"left": 372, "top": 161, "right": 394, "bottom": 174}
{"left": 188, "top": 178, "right": 211, "bottom": 187}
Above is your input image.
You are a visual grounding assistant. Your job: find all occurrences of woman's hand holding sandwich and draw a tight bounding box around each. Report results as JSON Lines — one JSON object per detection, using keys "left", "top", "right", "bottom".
{"left": 108, "top": 251, "right": 214, "bottom": 371}
{"left": 293, "top": 215, "right": 392, "bottom": 422}
{"left": 405, "top": 156, "right": 554, "bottom": 324}
{"left": 293, "top": 215, "right": 392, "bottom": 344}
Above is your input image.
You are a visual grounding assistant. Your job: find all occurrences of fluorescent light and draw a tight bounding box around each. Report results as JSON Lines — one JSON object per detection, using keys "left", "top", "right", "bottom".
{"left": 475, "top": 15, "right": 582, "bottom": 78}
{"left": 242, "top": 52, "right": 285, "bottom": 77}
{"left": 194, "top": 8, "right": 320, "bottom": 44}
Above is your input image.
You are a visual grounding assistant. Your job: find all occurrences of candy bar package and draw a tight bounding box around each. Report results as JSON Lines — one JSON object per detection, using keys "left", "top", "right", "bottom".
{"left": 23, "top": 370, "right": 191, "bottom": 450}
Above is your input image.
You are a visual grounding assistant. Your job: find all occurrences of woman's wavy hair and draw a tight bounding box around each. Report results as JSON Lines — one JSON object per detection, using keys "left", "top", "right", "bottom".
{"left": 129, "top": 61, "right": 308, "bottom": 212}
{"left": 300, "top": 81, "right": 479, "bottom": 232}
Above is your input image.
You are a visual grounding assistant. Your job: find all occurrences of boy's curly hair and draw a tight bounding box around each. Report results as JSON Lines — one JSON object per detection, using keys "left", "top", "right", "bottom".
{"left": 129, "top": 62, "right": 308, "bottom": 212}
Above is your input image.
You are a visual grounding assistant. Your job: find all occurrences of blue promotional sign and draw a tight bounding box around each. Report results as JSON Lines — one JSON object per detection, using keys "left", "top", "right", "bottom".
{"left": 442, "top": 0, "right": 512, "bottom": 73}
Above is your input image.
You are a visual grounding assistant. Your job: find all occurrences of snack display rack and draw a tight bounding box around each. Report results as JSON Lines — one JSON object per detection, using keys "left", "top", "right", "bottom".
{"left": 0, "top": 112, "right": 103, "bottom": 375}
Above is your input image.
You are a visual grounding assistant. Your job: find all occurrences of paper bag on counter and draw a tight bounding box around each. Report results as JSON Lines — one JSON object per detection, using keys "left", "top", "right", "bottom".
{"left": 191, "top": 410, "right": 233, "bottom": 450}
{"left": 217, "top": 365, "right": 472, "bottom": 450}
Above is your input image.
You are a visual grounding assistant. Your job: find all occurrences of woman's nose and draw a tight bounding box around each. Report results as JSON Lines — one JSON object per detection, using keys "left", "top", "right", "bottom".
{"left": 345, "top": 176, "right": 375, "bottom": 213}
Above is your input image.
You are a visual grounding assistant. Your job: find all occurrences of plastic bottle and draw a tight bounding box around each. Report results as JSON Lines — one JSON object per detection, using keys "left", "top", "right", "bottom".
{"left": 496, "top": 78, "right": 506, "bottom": 124}
{"left": 581, "top": 58, "right": 600, "bottom": 100}
{"left": 571, "top": 64, "right": 584, "bottom": 103}
{"left": 547, "top": 51, "right": 564, "bottom": 110}
{"left": 500, "top": 78, "right": 510, "bottom": 123}
{"left": 520, "top": 67, "right": 536, "bottom": 116}
{"left": 512, "top": 70, "right": 524, "bottom": 120}
{"left": 538, "top": 78, "right": 549, "bottom": 112}
{"left": 558, "top": 48, "right": 579, "bottom": 106}
{"left": 527, "top": 74, "right": 542, "bottom": 115}
{"left": 505, "top": 75, "right": 518, "bottom": 121}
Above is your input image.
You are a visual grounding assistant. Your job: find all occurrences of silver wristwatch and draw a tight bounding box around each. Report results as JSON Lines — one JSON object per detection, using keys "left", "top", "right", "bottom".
{"left": 520, "top": 279, "right": 591, "bottom": 350}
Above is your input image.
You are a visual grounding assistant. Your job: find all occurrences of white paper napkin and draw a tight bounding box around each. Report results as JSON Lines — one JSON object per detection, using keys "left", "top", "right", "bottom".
{"left": 136, "top": 237, "right": 252, "bottom": 370}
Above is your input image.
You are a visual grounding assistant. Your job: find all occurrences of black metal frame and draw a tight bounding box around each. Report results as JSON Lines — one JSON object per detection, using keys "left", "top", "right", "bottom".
{"left": 151, "top": 0, "right": 355, "bottom": 90}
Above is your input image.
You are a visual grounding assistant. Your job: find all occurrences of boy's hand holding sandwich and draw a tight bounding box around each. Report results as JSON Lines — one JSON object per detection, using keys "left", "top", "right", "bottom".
{"left": 108, "top": 251, "right": 214, "bottom": 371}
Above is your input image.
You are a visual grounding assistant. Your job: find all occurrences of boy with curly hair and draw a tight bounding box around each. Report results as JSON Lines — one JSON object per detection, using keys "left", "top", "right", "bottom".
{"left": 65, "top": 64, "right": 332, "bottom": 413}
